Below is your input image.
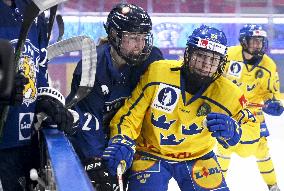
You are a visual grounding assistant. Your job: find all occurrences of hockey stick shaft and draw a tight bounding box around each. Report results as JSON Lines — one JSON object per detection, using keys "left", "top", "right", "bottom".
{"left": 56, "top": 15, "right": 64, "bottom": 42}
{"left": 117, "top": 163, "right": 124, "bottom": 191}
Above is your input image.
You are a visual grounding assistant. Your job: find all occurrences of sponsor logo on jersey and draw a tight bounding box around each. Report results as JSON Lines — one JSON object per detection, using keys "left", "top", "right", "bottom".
{"left": 197, "top": 102, "right": 211, "bottom": 116}
{"left": 192, "top": 158, "right": 223, "bottom": 189}
{"left": 227, "top": 61, "right": 243, "bottom": 78}
{"left": 19, "top": 113, "right": 34, "bottom": 141}
{"left": 152, "top": 84, "right": 180, "bottom": 113}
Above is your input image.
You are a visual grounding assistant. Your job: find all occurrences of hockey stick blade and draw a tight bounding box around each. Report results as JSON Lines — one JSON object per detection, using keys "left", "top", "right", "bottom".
{"left": 34, "top": 36, "right": 97, "bottom": 130}
{"left": 32, "top": 0, "right": 68, "bottom": 14}
{"left": 56, "top": 15, "right": 64, "bottom": 42}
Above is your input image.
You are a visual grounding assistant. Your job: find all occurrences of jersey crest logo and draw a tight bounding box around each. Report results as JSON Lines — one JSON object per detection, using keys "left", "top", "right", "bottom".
{"left": 151, "top": 113, "right": 176, "bottom": 130}
{"left": 21, "top": 56, "right": 37, "bottom": 106}
{"left": 247, "top": 84, "right": 256, "bottom": 91}
{"left": 101, "top": 85, "right": 109, "bottom": 95}
{"left": 227, "top": 61, "right": 243, "bottom": 78}
{"left": 197, "top": 103, "right": 211, "bottom": 116}
{"left": 232, "top": 79, "right": 242, "bottom": 87}
{"left": 152, "top": 84, "right": 180, "bottom": 113}
{"left": 182, "top": 123, "right": 204, "bottom": 135}
{"left": 160, "top": 133, "right": 185, "bottom": 145}
{"left": 255, "top": 69, "right": 263, "bottom": 79}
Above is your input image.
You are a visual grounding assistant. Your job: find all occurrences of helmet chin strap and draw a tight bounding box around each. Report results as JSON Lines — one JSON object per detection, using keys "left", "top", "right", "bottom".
{"left": 110, "top": 46, "right": 127, "bottom": 69}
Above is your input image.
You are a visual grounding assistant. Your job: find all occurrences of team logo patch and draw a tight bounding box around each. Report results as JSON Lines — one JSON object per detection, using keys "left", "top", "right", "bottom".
{"left": 255, "top": 69, "right": 264, "bottom": 79}
{"left": 197, "top": 103, "right": 211, "bottom": 116}
{"left": 19, "top": 113, "right": 34, "bottom": 141}
{"left": 192, "top": 158, "right": 223, "bottom": 189}
{"left": 227, "top": 61, "right": 243, "bottom": 78}
{"left": 239, "top": 94, "right": 248, "bottom": 108}
{"left": 152, "top": 84, "right": 180, "bottom": 113}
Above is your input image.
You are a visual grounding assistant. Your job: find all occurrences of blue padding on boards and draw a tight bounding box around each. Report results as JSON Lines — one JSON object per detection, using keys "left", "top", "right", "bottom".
{"left": 43, "top": 129, "right": 95, "bottom": 191}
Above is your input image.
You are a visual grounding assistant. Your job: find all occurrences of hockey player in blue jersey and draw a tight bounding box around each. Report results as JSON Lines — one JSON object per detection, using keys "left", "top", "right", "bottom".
{"left": 0, "top": 1, "right": 75, "bottom": 190}
{"left": 67, "top": 3, "right": 163, "bottom": 191}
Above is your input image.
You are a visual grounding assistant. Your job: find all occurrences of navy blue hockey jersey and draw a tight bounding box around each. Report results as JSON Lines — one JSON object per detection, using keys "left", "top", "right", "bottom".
{"left": 67, "top": 43, "right": 163, "bottom": 159}
{"left": 0, "top": 0, "right": 48, "bottom": 149}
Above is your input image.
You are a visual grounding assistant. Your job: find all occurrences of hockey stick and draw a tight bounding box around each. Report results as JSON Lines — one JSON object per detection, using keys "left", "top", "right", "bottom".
{"left": 34, "top": 36, "right": 97, "bottom": 130}
{"left": 47, "top": 5, "right": 58, "bottom": 43}
{"left": 117, "top": 163, "right": 124, "bottom": 191}
{"left": 56, "top": 15, "right": 64, "bottom": 42}
{"left": 0, "top": 0, "right": 69, "bottom": 131}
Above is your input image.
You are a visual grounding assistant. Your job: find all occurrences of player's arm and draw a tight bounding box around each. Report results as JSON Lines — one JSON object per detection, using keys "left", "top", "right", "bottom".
{"left": 103, "top": 63, "right": 156, "bottom": 175}
{"left": 262, "top": 60, "right": 284, "bottom": 116}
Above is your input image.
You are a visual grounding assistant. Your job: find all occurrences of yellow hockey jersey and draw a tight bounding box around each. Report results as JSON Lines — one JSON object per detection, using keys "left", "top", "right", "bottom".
{"left": 110, "top": 60, "right": 260, "bottom": 161}
{"left": 224, "top": 45, "right": 281, "bottom": 122}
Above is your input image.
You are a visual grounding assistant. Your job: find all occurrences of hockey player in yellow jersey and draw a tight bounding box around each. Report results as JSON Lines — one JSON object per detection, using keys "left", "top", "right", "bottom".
{"left": 102, "top": 25, "right": 260, "bottom": 191}
{"left": 217, "top": 24, "right": 283, "bottom": 191}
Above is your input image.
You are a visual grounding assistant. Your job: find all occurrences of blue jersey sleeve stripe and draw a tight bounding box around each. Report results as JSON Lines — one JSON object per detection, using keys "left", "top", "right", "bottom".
{"left": 200, "top": 96, "right": 232, "bottom": 116}
{"left": 240, "top": 138, "right": 260, "bottom": 144}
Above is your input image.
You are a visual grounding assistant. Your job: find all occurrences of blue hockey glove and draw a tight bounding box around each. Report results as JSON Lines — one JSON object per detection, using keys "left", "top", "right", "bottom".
{"left": 262, "top": 99, "right": 284, "bottom": 116}
{"left": 102, "top": 135, "right": 136, "bottom": 176}
{"left": 260, "top": 122, "right": 270, "bottom": 137}
{"left": 206, "top": 112, "right": 242, "bottom": 148}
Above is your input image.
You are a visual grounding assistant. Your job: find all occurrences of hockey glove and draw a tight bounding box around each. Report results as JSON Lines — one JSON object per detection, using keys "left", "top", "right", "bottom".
{"left": 262, "top": 99, "right": 284, "bottom": 116}
{"left": 34, "top": 87, "right": 78, "bottom": 135}
{"left": 206, "top": 112, "right": 242, "bottom": 148}
{"left": 102, "top": 134, "right": 136, "bottom": 176}
{"left": 260, "top": 122, "right": 270, "bottom": 137}
{"left": 0, "top": 72, "right": 28, "bottom": 105}
{"left": 84, "top": 157, "right": 119, "bottom": 191}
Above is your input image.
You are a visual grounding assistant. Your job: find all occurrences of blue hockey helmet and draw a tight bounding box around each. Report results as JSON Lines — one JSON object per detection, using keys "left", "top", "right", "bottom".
{"left": 239, "top": 24, "right": 268, "bottom": 57}
{"left": 104, "top": 3, "right": 153, "bottom": 65}
{"left": 182, "top": 25, "right": 228, "bottom": 90}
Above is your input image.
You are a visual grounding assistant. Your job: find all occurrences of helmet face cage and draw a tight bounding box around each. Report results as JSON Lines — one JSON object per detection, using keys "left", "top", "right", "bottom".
{"left": 184, "top": 46, "right": 226, "bottom": 84}
{"left": 239, "top": 24, "right": 268, "bottom": 57}
{"left": 183, "top": 25, "right": 227, "bottom": 86}
{"left": 105, "top": 4, "right": 153, "bottom": 65}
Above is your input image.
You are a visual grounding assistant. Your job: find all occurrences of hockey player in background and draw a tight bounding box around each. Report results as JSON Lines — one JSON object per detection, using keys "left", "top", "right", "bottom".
{"left": 102, "top": 25, "right": 259, "bottom": 191}
{"left": 66, "top": 3, "right": 163, "bottom": 191}
{"left": 217, "top": 24, "right": 283, "bottom": 191}
{"left": 0, "top": 0, "right": 76, "bottom": 190}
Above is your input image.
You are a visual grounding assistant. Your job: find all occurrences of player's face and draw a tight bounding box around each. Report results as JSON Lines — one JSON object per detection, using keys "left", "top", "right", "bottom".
{"left": 248, "top": 37, "right": 263, "bottom": 53}
{"left": 120, "top": 32, "right": 146, "bottom": 58}
{"left": 189, "top": 50, "right": 221, "bottom": 77}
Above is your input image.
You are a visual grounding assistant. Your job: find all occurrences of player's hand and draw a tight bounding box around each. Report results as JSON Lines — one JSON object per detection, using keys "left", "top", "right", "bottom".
{"left": 34, "top": 87, "right": 78, "bottom": 135}
{"left": 84, "top": 157, "right": 119, "bottom": 191}
{"left": 102, "top": 134, "right": 135, "bottom": 176}
{"left": 9, "top": 72, "right": 28, "bottom": 105}
{"left": 206, "top": 112, "right": 242, "bottom": 148}
{"left": 262, "top": 99, "right": 284, "bottom": 116}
